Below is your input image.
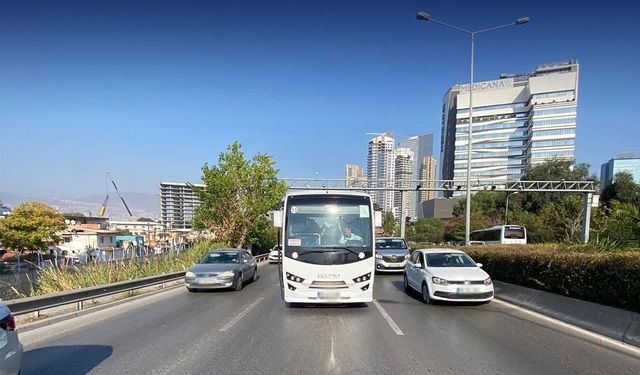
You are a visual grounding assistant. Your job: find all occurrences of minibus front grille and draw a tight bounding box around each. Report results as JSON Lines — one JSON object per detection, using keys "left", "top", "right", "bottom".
{"left": 309, "top": 280, "right": 349, "bottom": 289}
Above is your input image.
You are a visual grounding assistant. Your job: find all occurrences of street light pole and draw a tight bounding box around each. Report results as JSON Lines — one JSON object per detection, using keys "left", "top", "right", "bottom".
{"left": 505, "top": 191, "right": 519, "bottom": 225}
{"left": 465, "top": 32, "right": 475, "bottom": 246}
{"left": 416, "top": 12, "right": 529, "bottom": 245}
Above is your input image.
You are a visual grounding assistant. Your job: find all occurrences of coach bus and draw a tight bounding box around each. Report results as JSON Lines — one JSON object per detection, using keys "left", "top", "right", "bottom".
{"left": 273, "top": 191, "right": 381, "bottom": 304}
{"left": 470, "top": 225, "right": 527, "bottom": 245}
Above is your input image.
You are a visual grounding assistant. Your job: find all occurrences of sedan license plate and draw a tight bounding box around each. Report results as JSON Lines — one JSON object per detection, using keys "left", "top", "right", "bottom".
{"left": 198, "top": 277, "right": 221, "bottom": 285}
{"left": 318, "top": 291, "right": 340, "bottom": 300}
{"left": 456, "top": 287, "right": 481, "bottom": 294}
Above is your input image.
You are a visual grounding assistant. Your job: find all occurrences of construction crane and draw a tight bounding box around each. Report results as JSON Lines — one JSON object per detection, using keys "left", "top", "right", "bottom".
{"left": 97, "top": 194, "right": 109, "bottom": 216}
{"left": 98, "top": 171, "right": 136, "bottom": 221}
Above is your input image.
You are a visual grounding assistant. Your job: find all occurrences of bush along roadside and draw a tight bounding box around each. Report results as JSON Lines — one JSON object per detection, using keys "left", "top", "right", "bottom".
{"left": 465, "top": 247, "right": 640, "bottom": 312}
{"left": 33, "top": 241, "right": 224, "bottom": 296}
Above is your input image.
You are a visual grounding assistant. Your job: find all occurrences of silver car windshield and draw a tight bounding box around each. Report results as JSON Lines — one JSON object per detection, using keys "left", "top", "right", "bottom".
{"left": 375, "top": 239, "right": 407, "bottom": 250}
{"left": 201, "top": 252, "right": 239, "bottom": 264}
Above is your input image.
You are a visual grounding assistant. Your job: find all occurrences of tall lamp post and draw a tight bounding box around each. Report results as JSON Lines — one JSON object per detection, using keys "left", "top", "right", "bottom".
{"left": 416, "top": 11, "right": 529, "bottom": 245}
{"left": 505, "top": 191, "right": 519, "bottom": 225}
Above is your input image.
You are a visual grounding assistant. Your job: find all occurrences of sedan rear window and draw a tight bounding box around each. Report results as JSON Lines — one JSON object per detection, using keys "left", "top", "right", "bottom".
{"left": 426, "top": 253, "right": 476, "bottom": 267}
{"left": 201, "top": 252, "right": 239, "bottom": 264}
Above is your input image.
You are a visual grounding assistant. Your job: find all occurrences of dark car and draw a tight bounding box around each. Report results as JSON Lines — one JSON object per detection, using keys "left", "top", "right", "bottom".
{"left": 185, "top": 249, "right": 257, "bottom": 292}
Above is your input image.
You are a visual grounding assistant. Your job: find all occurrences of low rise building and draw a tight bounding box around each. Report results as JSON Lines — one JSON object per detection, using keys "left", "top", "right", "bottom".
{"left": 421, "top": 198, "right": 460, "bottom": 219}
{"left": 56, "top": 227, "right": 123, "bottom": 261}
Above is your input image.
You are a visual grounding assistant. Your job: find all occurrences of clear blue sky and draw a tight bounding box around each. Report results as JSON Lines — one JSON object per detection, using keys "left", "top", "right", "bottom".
{"left": 1, "top": 0, "right": 639, "bottom": 197}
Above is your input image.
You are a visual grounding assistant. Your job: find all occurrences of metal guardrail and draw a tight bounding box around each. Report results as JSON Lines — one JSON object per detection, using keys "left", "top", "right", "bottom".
{"left": 5, "top": 253, "right": 270, "bottom": 317}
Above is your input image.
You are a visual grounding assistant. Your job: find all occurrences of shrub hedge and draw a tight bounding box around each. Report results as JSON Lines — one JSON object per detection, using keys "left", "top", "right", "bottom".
{"left": 463, "top": 246, "right": 640, "bottom": 312}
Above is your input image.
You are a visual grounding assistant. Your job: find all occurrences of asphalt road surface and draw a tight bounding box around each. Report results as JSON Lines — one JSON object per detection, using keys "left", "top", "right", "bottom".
{"left": 19, "top": 264, "right": 640, "bottom": 375}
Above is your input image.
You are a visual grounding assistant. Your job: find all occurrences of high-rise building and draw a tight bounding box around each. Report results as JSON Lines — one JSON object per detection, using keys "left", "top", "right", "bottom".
{"left": 160, "top": 182, "right": 204, "bottom": 230}
{"left": 440, "top": 60, "right": 579, "bottom": 195}
{"left": 600, "top": 156, "right": 640, "bottom": 190}
{"left": 393, "top": 148, "right": 415, "bottom": 221}
{"left": 420, "top": 156, "right": 437, "bottom": 203}
{"left": 367, "top": 134, "right": 395, "bottom": 213}
{"left": 345, "top": 164, "right": 367, "bottom": 189}
{"left": 399, "top": 134, "right": 434, "bottom": 217}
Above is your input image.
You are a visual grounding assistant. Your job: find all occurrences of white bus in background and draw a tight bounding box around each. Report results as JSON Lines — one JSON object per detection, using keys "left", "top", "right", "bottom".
{"left": 273, "top": 191, "right": 381, "bottom": 305}
{"left": 470, "top": 225, "right": 527, "bottom": 245}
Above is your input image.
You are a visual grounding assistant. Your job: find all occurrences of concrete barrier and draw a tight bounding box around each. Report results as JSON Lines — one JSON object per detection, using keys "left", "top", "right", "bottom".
{"left": 494, "top": 280, "right": 640, "bottom": 348}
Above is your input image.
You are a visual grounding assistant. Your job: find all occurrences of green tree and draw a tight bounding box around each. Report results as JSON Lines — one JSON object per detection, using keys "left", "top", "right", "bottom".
{"left": 537, "top": 195, "right": 584, "bottom": 242}
{"left": 521, "top": 158, "right": 594, "bottom": 213}
{"left": 382, "top": 212, "right": 397, "bottom": 236}
{"left": 0, "top": 201, "right": 66, "bottom": 251}
{"left": 602, "top": 202, "right": 640, "bottom": 246}
{"left": 601, "top": 172, "right": 640, "bottom": 206}
{"left": 407, "top": 218, "right": 444, "bottom": 243}
{"left": 192, "top": 142, "right": 288, "bottom": 248}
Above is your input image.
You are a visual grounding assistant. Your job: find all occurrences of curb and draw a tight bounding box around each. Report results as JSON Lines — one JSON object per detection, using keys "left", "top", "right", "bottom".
{"left": 494, "top": 281, "right": 640, "bottom": 348}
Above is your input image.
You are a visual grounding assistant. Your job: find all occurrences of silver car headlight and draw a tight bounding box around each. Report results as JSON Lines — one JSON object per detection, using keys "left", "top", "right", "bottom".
{"left": 404, "top": 253, "right": 410, "bottom": 259}
{"left": 375, "top": 254, "right": 382, "bottom": 259}
{"left": 484, "top": 277, "right": 493, "bottom": 286}
{"left": 218, "top": 271, "right": 235, "bottom": 278}
{"left": 432, "top": 276, "right": 449, "bottom": 286}
{"left": 185, "top": 271, "right": 196, "bottom": 278}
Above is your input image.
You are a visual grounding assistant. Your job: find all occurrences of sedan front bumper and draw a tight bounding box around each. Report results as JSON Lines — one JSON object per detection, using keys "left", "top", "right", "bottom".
{"left": 185, "top": 277, "right": 234, "bottom": 290}
{"left": 430, "top": 283, "right": 494, "bottom": 302}
{"left": 375, "top": 259, "right": 407, "bottom": 272}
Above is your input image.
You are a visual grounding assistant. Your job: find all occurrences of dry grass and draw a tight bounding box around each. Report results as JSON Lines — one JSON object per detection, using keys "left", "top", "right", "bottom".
{"left": 33, "top": 242, "right": 222, "bottom": 296}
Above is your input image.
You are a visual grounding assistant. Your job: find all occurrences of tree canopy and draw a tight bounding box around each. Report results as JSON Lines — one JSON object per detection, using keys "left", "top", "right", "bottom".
{"left": 192, "top": 142, "right": 287, "bottom": 249}
{"left": 0, "top": 201, "right": 66, "bottom": 251}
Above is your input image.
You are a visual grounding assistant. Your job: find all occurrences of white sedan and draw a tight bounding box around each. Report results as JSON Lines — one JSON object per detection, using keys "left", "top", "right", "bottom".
{"left": 403, "top": 249, "right": 493, "bottom": 304}
{"left": 268, "top": 246, "right": 281, "bottom": 264}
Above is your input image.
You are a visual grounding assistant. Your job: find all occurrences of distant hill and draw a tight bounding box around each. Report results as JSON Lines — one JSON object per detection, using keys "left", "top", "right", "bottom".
{"left": 0, "top": 191, "right": 160, "bottom": 220}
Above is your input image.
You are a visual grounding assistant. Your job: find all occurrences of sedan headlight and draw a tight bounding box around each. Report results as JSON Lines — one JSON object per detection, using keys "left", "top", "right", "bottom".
{"left": 432, "top": 276, "right": 449, "bottom": 286}
{"left": 404, "top": 253, "right": 410, "bottom": 259}
{"left": 185, "top": 271, "right": 196, "bottom": 278}
{"left": 375, "top": 254, "right": 382, "bottom": 259}
{"left": 484, "top": 277, "right": 493, "bottom": 286}
{"left": 218, "top": 271, "right": 235, "bottom": 278}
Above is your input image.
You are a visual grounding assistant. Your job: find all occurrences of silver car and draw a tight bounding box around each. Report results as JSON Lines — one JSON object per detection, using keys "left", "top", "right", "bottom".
{"left": 375, "top": 237, "right": 410, "bottom": 273}
{"left": 0, "top": 303, "right": 22, "bottom": 375}
{"left": 185, "top": 249, "right": 258, "bottom": 292}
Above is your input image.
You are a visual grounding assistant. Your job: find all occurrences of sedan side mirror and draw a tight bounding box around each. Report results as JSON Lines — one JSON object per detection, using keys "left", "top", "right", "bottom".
{"left": 476, "top": 263, "right": 483, "bottom": 268}
{"left": 414, "top": 262, "right": 422, "bottom": 269}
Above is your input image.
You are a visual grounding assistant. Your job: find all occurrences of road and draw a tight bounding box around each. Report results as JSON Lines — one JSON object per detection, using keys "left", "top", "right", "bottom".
{"left": 20, "top": 263, "right": 640, "bottom": 375}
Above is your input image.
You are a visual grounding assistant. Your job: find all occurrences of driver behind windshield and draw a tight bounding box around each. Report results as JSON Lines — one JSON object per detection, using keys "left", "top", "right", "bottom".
{"left": 338, "top": 225, "right": 363, "bottom": 245}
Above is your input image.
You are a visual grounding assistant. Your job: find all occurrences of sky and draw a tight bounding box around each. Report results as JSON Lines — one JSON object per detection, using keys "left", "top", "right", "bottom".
{"left": 1, "top": 0, "right": 639, "bottom": 198}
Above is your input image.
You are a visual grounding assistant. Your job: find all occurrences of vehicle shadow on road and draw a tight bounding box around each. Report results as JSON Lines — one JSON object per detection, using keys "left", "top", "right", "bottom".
{"left": 286, "top": 302, "right": 368, "bottom": 309}
{"left": 21, "top": 345, "right": 113, "bottom": 375}
{"left": 390, "top": 280, "right": 491, "bottom": 307}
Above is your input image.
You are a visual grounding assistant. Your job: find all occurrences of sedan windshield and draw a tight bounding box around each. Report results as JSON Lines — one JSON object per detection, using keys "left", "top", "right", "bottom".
{"left": 375, "top": 239, "right": 407, "bottom": 250}
{"left": 426, "top": 253, "right": 476, "bottom": 267}
{"left": 200, "top": 252, "right": 239, "bottom": 264}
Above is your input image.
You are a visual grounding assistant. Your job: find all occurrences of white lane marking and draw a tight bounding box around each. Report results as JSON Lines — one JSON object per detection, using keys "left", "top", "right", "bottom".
{"left": 327, "top": 324, "right": 336, "bottom": 370}
{"left": 218, "top": 297, "right": 264, "bottom": 332}
{"left": 373, "top": 299, "right": 404, "bottom": 336}
{"left": 493, "top": 299, "right": 640, "bottom": 356}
